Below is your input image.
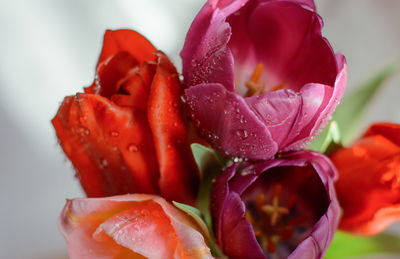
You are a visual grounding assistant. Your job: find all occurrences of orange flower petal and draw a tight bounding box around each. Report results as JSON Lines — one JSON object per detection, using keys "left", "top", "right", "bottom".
{"left": 365, "top": 122, "right": 400, "bottom": 146}
{"left": 59, "top": 194, "right": 214, "bottom": 259}
{"left": 330, "top": 123, "right": 400, "bottom": 235}
{"left": 147, "top": 52, "right": 200, "bottom": 205}
{"left": 52, "top": 94, "right": 160, "bottom": 197}
{"left": 85, "top": 51, "right": 139, "bottom": 97}
{"left": 98, "top": 29, "right": 157, "bottom": 66}
{"left": 111, "top": 62, "right": 156, "bottom": 110}
{"left": 53, "top": 30, "right": 200, "bottom": 204}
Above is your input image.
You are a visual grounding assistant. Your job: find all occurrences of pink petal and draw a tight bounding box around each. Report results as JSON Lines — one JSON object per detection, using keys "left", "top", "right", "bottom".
{"left": 185, "top": 83, "right": 277, "bottom": 159}
{"left": 59, "top": 195, "right": 213, "bottom": 259}
{"left": 245, "top": 1, "right": 337, "bottom": 90}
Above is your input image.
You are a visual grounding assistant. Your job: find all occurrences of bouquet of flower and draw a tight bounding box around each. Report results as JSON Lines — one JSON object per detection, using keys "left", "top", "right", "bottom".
{"left": 52, "top": 0, "right": 400, "bottom": 258}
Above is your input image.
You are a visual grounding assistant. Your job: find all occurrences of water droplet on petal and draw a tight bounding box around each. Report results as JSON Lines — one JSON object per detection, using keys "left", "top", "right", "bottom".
{"left": 110, "top": 131, "right": 119, "bottom": 137}
{"left": 236, "top": 129, "right": 249, "bottom": 140}
{"left": 180, "top": 95, "right": 187, "bottom": 103}
{"left": 100, "top": 158, "right": 108, "bottom": 168}
{"left": 233, "top": 157, "right": 243, "bottom": 163}
{"left": 128, "top": 144, "right": 138, "bottom": 152}
{"left": 79, "top": 116, "right": 87, "bottom": 123}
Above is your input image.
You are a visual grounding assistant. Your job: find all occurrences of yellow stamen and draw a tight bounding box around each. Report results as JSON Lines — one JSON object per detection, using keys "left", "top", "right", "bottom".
{"left": 262, "top": 196, "right": 289, "bottom": 226}
{"left": 249, "top": 63, "right": 264, "bottom": 84}
{"left": 245, "top": 63, "right": 265, "bottom": 97}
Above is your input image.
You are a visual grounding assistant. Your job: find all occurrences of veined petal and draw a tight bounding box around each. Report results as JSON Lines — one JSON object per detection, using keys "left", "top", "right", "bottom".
{"left": 330, "top": 123, "right": 400, "bottom": 235}
{"left": 185, "top": 83, "right": 277, "bottom": 159}
{"left": 211, "top": 151, "right": 340, "bottom": 259}
{"left": 52, "top": 94, "right": 160, "bottom": 197}
{"left": 53, "top": 30, "right": 200, "bottom": 203}
{"left": 98, "top": 29, "right": 157, "bottom": 66}
{"left": 60, "top": 195, "right": 214, "bottom": 259}
{"left": 181, "top": 0, "right": 346, "bottom": 159}
{"left": 148, "top": 52, "right": 200, "bottom": 205}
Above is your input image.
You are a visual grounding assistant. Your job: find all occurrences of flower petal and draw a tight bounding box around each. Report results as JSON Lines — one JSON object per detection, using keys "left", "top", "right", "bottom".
{"left": 246, "top": 1, "right": 337, "bottom": 90}
{"left": 85, "top": 51, "right": 139, "bottom": 97}
{"left": 211, "top": 151, "right": 340, "bottom": 258}
{"left": 330, "top": 132, "right": 400, "bottom": 235}
{"left": 60, "top": 195, "right": 213, "bottom": 259}
{"left": 185, "top": 83, "right": 277, "bottom": 159}
{"left": 148, "top": 52, "right": 200, "bottom": 205}
{"left": 181, "top": 0, "right": 346, "bottom": 159}
{"left": 98, "top": 29, "right": 157, "bottom": 66}
{"left": 181, "top": 2, "right": 236, "bottom": 91}
{"left": 52, "top": 94, "right": 160, "bottom": 197}
{"left": 221, "top": 192, "right": 265, "bottom": 259}
{"left": 365, "top": 122, "right": 400, "bottom": 146}
{"left": 245, "top": 89, "right": 302, "bottom": 148}
{"left": 111, "top": 62, "right": 157, "bottom": 110}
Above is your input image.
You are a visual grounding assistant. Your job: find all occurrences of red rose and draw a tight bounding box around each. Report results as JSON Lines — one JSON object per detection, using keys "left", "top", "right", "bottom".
{"left": 52, "top": 30, "right": 199, "bottom": 204}
{"left": 330, "top": 122, "right": 400, "bottom": 235}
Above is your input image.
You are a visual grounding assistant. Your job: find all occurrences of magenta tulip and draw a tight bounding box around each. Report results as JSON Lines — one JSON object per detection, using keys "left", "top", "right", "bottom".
{"left": 210, "top": 151, "right": 340, "bottom": 258}
{"left": 181, "top": 0, "right": 347, "bottom": 160}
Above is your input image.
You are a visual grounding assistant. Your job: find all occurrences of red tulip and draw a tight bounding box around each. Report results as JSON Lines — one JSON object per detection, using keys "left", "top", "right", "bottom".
{"left": 329, "top": 122, "right": 400, "bottom": 235}
{"left": 52, "top": 30, "right": 199, "bottom": 204}
{"left": 59, "top": 194, "right": 214, "bottom": 259}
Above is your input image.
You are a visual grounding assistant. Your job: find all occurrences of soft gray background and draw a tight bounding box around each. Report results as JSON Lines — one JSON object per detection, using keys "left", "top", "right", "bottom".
{"left": 0, "top": 0, "right": 399, "bottom": 258}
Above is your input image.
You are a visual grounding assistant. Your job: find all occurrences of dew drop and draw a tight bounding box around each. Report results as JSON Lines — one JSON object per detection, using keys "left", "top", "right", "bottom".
{"left": 110, "top": 131, "right": 119, "bottom": 137}
{"left": 100, "top": 158, "right": 108, "bottom": 167}
{"left": 236, "top": 129, "right": 249, "bottom": 140}
{"left": 233, "top": 157, "right": 243, "bottom": 163}
{"left": 180, "top": 95, "right": 187, "bottom": 103}
{"left": 140, "top": 209, "right": 149, "bottom": 216}
{"left": 128, "top": 144, "right": 138, "bottom": 152}
{"left": 79, "top": 116, "right": 87, "bottom": 123}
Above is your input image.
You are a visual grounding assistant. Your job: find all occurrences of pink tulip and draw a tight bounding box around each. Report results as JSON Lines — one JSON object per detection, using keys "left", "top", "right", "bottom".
{"left": 181, "top": 0, "right": 347, "bottom": 160}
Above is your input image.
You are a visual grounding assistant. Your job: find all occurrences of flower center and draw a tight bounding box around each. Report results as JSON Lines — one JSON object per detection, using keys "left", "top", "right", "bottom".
{"left": 245, "top": 184, "right": 306, "bottom": 254}
{"left": 244, "top": 63, "right": 286, "bottom": 97}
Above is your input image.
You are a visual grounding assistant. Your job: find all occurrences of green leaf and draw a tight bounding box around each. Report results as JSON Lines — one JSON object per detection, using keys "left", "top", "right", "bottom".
{"left": 173, "top": 201, "right": 225, "bottom": 257}
{"left": 308, "top": 121, "right": 342, "bottom": 154}
{"left": 333, "top": 60, "right": 400, "bottom": 144}
{"left": 191, "top": 144, "right": 223, "bottom": 228}
{"left": 172, "top": 201, "right": 209, "bottom": 237}
{"left": 190, "top": 144, "right": 226, "bottom": 257}
{"left": 325, "top": 231, "right": 400, "bottom": 259}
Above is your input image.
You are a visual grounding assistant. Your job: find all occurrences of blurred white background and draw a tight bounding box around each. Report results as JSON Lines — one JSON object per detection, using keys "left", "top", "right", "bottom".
{"left": 0, "top": 0, "right": 399, "bottom": 258}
